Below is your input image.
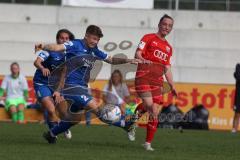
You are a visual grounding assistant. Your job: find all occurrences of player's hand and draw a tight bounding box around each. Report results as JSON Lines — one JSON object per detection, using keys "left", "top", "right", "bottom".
{"left": 171, "top": 87, "right": 178, "bottom": 97}
{"left": 129, "top": 58, "right": 142, "bottom": 64}
{"left": 53, "top": 91, "right": 64, "bottom": 104}
{"left": 35, "top": 43, "right": 44, "bottom": 52}
{"left": 41, "top": 68, "right": 50, "bottom": 77}
{"left": 141, "top": 59, "right": 152, "bottom": 64}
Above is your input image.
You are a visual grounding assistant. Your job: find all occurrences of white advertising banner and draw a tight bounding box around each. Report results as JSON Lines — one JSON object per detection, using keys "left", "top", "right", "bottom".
{"left": 62, "top": 0, "right": 154, "bottom": 9}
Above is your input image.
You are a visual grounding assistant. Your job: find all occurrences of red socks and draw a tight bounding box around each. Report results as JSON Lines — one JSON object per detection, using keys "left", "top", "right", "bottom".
{"left": 146, "top": 118, "right": 158, "bottom": 143}
{"left": 136, "top": 103, "right": 159, "bottom": 143}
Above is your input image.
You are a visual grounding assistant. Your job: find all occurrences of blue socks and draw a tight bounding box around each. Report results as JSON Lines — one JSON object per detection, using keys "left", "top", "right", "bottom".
{"left": 51, "top": 121, "right": 74, "bottom": 136}
{"left": 44, "top": 111, "right": 58, "bottom": 129}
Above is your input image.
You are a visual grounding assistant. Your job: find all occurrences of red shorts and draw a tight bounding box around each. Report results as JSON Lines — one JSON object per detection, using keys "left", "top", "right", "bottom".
{"left": 135, "top": 64, "right": 166, "bottom": 105}
{"left": 135, "top": 77, "right": 164, "bottom": 105}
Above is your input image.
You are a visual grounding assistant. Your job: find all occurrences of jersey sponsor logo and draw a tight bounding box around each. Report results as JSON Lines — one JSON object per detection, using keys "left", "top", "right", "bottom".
{"left": 138, "top": 41, "right": 146, "bottom": 50}
{"left": 64, "top": 41, "right": 73, "bottom": 46}
{"left": 82, "top": 57, "right": 94, "bottom": 68}
{"left": 153, "top": 50, "right": 168, "bottom": 62}
{"left": 54, "top": 57, "right": 61, "bottom": 61}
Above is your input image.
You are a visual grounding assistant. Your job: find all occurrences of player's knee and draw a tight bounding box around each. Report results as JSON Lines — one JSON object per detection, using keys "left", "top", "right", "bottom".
{"left": 87, "top": 99, "right": 98, "bottom": 110}
{"left": 144, "top": 101, "right": 153, "bottom": 109}
{"left": 47, "top": 108, "right": 56, "bottom": 115}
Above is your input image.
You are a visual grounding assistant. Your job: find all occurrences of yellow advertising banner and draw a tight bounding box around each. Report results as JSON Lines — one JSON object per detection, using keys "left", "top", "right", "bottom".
{"left": 0, "top": 76, "right": 236, "bottom": 130}
{"left": 90, "top": 80, "right": 236, "bottom": 130}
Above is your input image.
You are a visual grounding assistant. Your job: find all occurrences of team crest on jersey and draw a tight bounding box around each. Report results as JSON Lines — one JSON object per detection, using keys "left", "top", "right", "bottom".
{"left": 166, "top": 46, "right": 170, "bottom": 53}
{"left": 64, "top": 41, "right": 73, "bottom": 46}
{"left": 138, "top": 41, "right": 146, "bottom": 50}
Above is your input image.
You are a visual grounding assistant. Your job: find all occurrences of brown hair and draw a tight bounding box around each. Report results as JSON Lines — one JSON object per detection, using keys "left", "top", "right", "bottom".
{"left": 56, "top": 29, "right": 75, "bottom": 41}
{"left": 108, "top": 70, "right": 123, "bottom": 91}
{"left": 86, "top": 25, "right": 103, "bottom": 38}
{"left": 159, "top": 14, "right": 174, "bottom": 24}
{"left": 11, "top": 62, "right": 19, "bottom": 68}
{"left": 10, "top": 62, "right": 20, "bottom": 75}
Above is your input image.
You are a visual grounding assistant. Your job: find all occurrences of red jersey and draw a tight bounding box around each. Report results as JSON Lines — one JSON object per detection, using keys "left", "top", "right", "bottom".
{"left": 135, "top": 33, "right": 173, "bottom": 104}
{"left": 138, "top": 33, "right": 173, "bottom": 65}
{"left": 136, "top": 33, "right": 173, "bottom": 80}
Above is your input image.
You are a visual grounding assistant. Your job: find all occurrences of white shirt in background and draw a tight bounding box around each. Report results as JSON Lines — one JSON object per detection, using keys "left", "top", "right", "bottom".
{"left": 1, "top": 74, "right": 28, "bottom": 99}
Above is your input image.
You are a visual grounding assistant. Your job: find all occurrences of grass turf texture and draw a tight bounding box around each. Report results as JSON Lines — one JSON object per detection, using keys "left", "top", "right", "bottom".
{"left": 0, "top": 122, "right": 239, "bottom": 160}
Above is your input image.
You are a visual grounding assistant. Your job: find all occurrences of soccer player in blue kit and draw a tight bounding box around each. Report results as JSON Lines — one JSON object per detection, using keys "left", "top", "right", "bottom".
{"left": 35, "top": 25, "right": 140, "bottom": 144}
{"left": 33, "top": 29, "right": 75, "bottom": 139}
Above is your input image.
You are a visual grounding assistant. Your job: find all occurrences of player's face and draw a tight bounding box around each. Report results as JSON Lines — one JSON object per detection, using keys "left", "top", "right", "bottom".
{"left": 85, "top": 34, "right": 100, "bottom": 48}
{"left": 158, "top": 18, "right": 174, "bottom": 37}
{"left": 57, "top": 32, "right": 70, "bottom": 44}
{"left": 11, "top": 64, "right": 19, "bottom": 76}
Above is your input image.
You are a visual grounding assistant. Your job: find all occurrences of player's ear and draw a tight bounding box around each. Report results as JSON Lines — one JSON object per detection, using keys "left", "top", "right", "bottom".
{"left": 84, "top": 33, "right": 89, "bottom": 39}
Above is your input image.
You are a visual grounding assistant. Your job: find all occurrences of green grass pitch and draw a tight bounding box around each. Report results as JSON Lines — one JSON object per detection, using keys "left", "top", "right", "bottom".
{"left": 0, "top": 122, "right": 239, "bottom": 160}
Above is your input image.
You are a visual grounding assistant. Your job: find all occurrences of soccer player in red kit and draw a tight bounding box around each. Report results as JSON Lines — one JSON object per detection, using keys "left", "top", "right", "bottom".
{"left": 128, "top": 14, "right": 177, "bottom": 151}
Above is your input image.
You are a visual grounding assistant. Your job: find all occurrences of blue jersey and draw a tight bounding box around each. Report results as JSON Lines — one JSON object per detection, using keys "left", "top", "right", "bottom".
{"left": 33, "top": 50, "right": 65, "bottom": 85}
{"left": 62, "top": 39, "right": 108, "bottom": 86}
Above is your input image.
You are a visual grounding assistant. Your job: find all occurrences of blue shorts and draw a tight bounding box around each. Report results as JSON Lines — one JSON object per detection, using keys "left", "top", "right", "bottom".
{"left": 61, "top": 85, "right": 92, "bottom": 112}
{"left": 34, "top": 83, "right": 54, "bottom": 101}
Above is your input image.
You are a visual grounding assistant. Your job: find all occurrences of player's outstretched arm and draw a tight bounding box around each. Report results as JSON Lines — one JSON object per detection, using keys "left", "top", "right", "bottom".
{"left": 165, "top": 65, "right": 177, "bottom": 97}
{"left": 35, "top": 43, "right": 65, "bottom": 52}
{"left": 104, "top": 56, "right": 141, "bottom": 65}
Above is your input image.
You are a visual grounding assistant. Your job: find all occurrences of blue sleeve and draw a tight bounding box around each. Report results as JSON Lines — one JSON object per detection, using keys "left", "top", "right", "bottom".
{"left": 63, "top": 40, "right": 79, "bottom": 53}
{"left": 93, "top": 48, "right": 108, "bottom": 60}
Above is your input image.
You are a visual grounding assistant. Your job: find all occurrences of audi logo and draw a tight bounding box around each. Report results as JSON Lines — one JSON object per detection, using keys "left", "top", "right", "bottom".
{"left": 153, "top": 50, "right": 168, "bottom": 61}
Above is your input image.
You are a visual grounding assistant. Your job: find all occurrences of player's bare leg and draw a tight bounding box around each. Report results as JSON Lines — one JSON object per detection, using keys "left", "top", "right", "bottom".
{"left": 41, "top": 97, "right": 72, "bottom": 139}
{"left": 232, "top": 112, "right": 240, "bottom": 133}
{"left": 41, "top": 97, "right": 59, "bottom": 125}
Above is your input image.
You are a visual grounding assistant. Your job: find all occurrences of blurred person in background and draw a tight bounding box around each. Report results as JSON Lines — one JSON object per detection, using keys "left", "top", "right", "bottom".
{"left": 103, "top": 69, "right": 131, "bottom": 115}
{"left": 0, "top": 62, "right": 29, "bottom": 123}
{"left": 232, "top": 63, "right": 240, "bottom": 133}
{"left": 33, "top": 29, "right": 75, "bottom": 139}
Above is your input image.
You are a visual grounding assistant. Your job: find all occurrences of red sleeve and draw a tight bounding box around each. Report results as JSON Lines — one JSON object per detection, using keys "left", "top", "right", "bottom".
{"left": 137, "top": 34, "right": 151, "bottom": 52}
